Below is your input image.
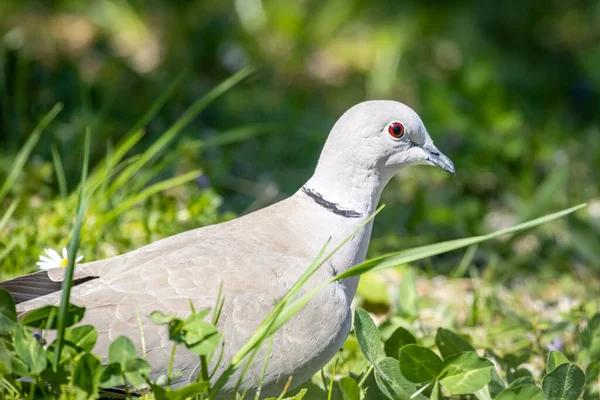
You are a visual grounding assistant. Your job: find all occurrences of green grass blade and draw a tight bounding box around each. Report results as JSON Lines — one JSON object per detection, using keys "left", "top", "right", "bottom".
{"left": 86, "top": 67, "right": 188, "bottom": 186}
{"left": 128, "top": 150, "right": 179, "bottom": 194}
{"left": 107, "top": 65, "right": 254, "bottom": 197}
{"left": 0, "top": 236, "right": 19, "bottom": 265}
{"left": 86, "top": 68, "right": 189, "bottom": 192}
{"left": 84, "top": 154, "right": 142, "bottom": 201}
{"left": 100, "top": 139, "right": 114, "bottom": 200}
{"left": 188, "top": 123, "right": 284, "bottom": 151}
{"left": 0, "top": 103, "right": 63, "bottom": 203}
{"left": 99, "top": 169, "right": 204, "bottom": 222}
{"left": 85, "top": 129, "right": 144, "bottom": 196}
{"left": 53, "top": 128, "right": 91, "bottom": 369}
{"left": 0, "top": 197, "right": 19, "bottom": 233}
{"left": 520, "top": 166, "right": 569, "bottom": 222}
{"left": 450, "top": 244, "right": 478, "bottom": 279}
{"left": 50, "top": 144, "right": 68, "bottom": 198}
{"left": 335, "top": 203, "right": 587, "bottom": 280}
{"left": 132, "top": 66, "right": 191, "bottom": 137}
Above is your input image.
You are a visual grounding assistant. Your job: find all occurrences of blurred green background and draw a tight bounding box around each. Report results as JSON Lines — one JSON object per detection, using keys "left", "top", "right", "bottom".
{"left": 0, "top": 0, "right": 599, "bottom": 281}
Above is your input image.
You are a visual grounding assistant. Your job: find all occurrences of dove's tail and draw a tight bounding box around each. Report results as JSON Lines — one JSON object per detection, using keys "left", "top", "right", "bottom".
{"left": 0, "top": 271, "right": 94, "bottom": 304}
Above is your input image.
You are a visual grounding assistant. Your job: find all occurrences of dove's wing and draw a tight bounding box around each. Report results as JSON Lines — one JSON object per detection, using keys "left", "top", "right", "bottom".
{"left": 15, "top": 197, "right": 348, "bottom": 393}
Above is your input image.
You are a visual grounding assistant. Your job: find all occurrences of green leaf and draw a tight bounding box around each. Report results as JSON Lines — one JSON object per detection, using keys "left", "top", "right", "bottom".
{"left": 435, "top": 328, "right": 475, "bottom": 359}
{"left": 13, "top": 326, "right": 47, "bottom": 376}
{"left": 508, "top": 376, "right": 535, "bottom": 388}
{"left": 374, "top": 357, "right": 419, "bottom": 400}
{"left": 384, "top": 327, "right": 416, "bottom": 358}
{"left": 124, "top": 358, "right": 152, "bottom": 390}
{"left": 149, "top": 310, "right": 180, "bottom": 325}
{"left": 354, "top": 308, "right": 383, "bottom": 364}
{"left": 163, "top": 382, "right": 210, "bottom": 400}
{"left": 0, "top": 341, "right": 13, "bottom": 374}
{"left": 0, "top": 288, "right": 17, "bottom": 334}
{"left": 438, "top": 351, "right": 493, "bottom": 394}
{"left": 488, "top": 368, "right": 506, "bottom": 397}
{"left": 20, "top": 304, "right": 85, "bottom": 329}
{"left": 183, "top": 313, "right": 220, "bottom": 356}
{"left": 73, "top": 353, "right": 102, "bottom": 396}
{"left": 108, "top": 336, "right": 137, "bottom": 367}
{"left": 585, "top": 361, "right": 599, "bottom": 387}
{"left": 65, "top": 325, "right": 98, "bottom": 353}
{"left": 501, "top": 352, "right": 530, "bottom": 369}
{"left": 125, "top": 358, "right": 151, "bottom": 375}
{"left": 547, "top": 350, "right": 570, "bottom": 373}
{"left": 48, "top": 325, "right": 98, "bottom": 364}
{"left": 100, "top": 363, "right": 125, "bottom": 388}
{"left": 494, "top": 385, "right": 544, "bottom": 400}
{"left": 430, "top": 381, "right": 441, "bottom": 400}
{"left": 264, "top": 388, "right": 308, "bottom": 400}
{"left": 339, "top": 377, "right": 361, "bottom": 400}
{"left": 397, "top": 269, "right": 418, "bottom": 317}
{"left": 398, "top": 344, "right": 443, "bottom": 384}
{"left": 581, "top": 313, "right": 600, "bottom": 362}
{"left": 542, "top": 363, "right": 585, "bottom": 400}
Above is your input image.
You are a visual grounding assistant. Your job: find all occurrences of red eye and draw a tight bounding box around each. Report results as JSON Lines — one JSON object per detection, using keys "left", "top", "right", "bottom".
{"left": 388, "top": 122, "right": 405, "bottom": 139}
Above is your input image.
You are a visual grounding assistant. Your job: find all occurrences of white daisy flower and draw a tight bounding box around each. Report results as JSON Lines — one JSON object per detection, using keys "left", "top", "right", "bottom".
{"left": 36, "top": 247, "right": 83, "bottom": 270}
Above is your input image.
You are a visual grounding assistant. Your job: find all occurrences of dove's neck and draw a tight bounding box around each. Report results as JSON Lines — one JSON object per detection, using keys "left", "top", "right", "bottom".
{"left": 301, "top": 163, "right": 388, "bottom": 300}
{"left": 305, "top": 160, "right": 387, "bottom": 218}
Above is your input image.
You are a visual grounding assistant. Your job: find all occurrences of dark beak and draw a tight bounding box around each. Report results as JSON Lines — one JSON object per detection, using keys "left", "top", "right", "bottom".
{"left": 423, "top": 143, "right": 455, "bottom": 175}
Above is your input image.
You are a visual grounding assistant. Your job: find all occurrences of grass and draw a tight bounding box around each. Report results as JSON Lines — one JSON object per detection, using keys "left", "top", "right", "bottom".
{"left": 0, "top": 67, "right": 597, "bottom": 400}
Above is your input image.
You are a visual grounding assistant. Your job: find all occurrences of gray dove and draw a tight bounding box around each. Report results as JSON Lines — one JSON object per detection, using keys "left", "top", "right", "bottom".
{"left": 1, "top": 100, "right": 455, "bottom": 397}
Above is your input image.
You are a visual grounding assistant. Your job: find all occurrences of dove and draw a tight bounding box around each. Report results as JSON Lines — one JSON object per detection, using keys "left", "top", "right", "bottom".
{"left": 1, "top": 100, "right": 454, "bottom": 397}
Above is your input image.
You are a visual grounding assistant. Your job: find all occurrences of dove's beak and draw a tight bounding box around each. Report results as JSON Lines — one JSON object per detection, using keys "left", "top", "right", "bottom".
{"left": 422, "top": 143, "right": 455, "bottom": 175}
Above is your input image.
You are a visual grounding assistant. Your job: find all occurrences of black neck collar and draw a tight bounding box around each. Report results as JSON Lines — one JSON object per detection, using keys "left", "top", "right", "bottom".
{"left": 301, "top": 186, "right": 363, "bottom": 218}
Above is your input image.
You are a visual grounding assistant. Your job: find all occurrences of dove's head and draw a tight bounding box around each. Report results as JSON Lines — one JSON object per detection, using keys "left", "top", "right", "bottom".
{"left": 320, "top": 100, "right": 455, "bottom": 179}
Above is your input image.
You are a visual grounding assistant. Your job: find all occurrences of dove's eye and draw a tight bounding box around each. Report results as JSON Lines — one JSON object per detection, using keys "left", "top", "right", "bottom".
{"left": 388, "top": 122, "right": 405, "bottom": 139}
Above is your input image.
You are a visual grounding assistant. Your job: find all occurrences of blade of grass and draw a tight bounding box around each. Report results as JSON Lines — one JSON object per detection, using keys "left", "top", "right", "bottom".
{"left": 129, "top": 150, "right": 179, "bottom": 194}
{"left": 131, "top": 66, "right": 191, "bottom": 137}
{"left": 53, "top": 128, "right": 91, "bottom": 369}
{"left": 50, "top": 145, "right": 68, "bottom": 198}
{"left": 335, "top": 203, "right": 587, "bottom": 280}
{"left": 0, "top": 236, "right": 19, "bottom": 265}
{"left": 0, "top": 44, "right": 10, "bottom": 144}
{"left": 187, "top": 124, "right": 284, "bottom": 151}
{"left": 450, "top": 244, "right": 477, "bottom": 279}
{"left": 101, "top": 139, "right": 114, "bottom": 200}
{"left": 0, "top": 197, "right": 19, "bottom": 232}
{"left": 254, "top": 337, "right": 275, "bottom": 400}
{"left": 99, "top": 169, "right": 204, "bottom": 222}
{"left": 86, "top": 66, "right": 189, "bottom": 187}
{"left": 107, "top": 65, "right": 254, "bottom": 197}
{"left": 328, "top": 358, "right": 339, "bottom": 400}
{"left": 0, "top": 103, "right": 63, "bottom": 204}
{"left": 84, "top": 154, "right": 142, "bottom": 201}
{"left": 85, "top": 129, "right": 145, "bottom": 196}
